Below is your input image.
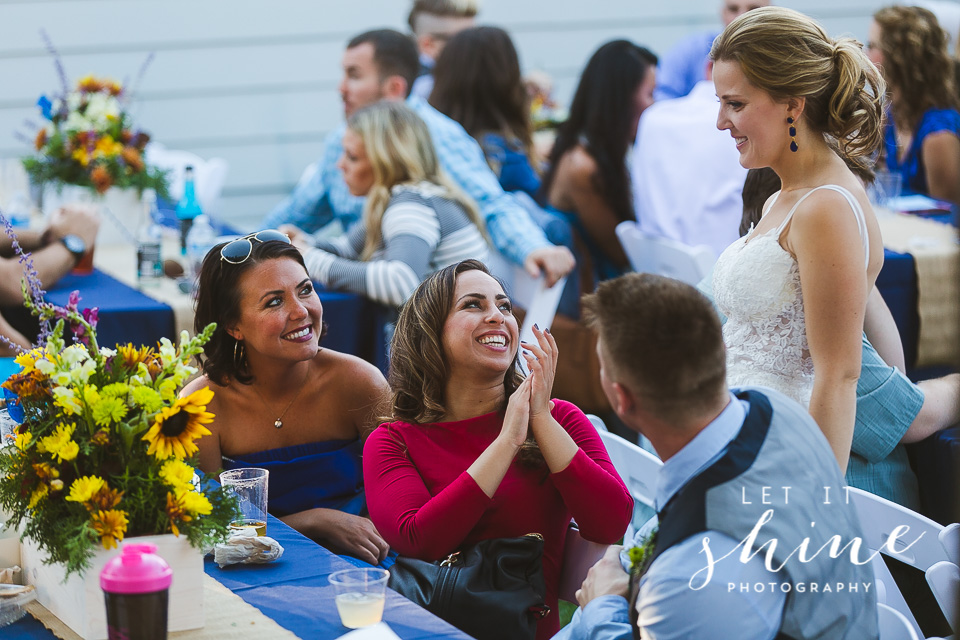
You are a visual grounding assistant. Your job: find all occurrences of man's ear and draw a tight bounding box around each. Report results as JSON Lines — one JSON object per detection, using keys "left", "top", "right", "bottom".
{"left": 612, "top": 381, "right": 635, "bottom": 417}
{"left": 381, "top": 75, "right": 409, "bottom": 102}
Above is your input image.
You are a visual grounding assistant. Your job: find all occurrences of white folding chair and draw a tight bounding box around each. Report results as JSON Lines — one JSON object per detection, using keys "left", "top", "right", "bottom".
{"left": 878, "top": 603, "right": 921, "bottom": 640}
{"left": 587, "top": 416, "right": 662, "bottom": 540}
{"left": 557, "top": 522, "right": 609, "bottom": 604}
{"left": 848, "top": 487, "right": 952, "bottom": 638}
{"left": 940, "top": 522, "right": 959, "bottom": 566}
{"left": 144, "top": 143, "right": 229, "bottom": 217}
{"left": 615, "top": 221, "right": 715, "bottom": 286}
{"left": 926, "top": 560, "right": 959, "bottom": 630}
{"left": 485, "top": 250, "right": 567, "bottom": 372}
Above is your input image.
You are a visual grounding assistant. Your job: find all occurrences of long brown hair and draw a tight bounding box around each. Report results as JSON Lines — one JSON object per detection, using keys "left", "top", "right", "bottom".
{"left": 387, "top": 259, "right": 544, "bottom": 468}
{"left": 873, "top": 5, "right": 959, "bottom": 134}
{"left": 711, "top": 6, "right": 885, "bottom": 174}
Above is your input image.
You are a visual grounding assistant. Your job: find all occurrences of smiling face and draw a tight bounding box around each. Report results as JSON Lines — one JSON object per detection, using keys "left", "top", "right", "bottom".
{"left": 713, "top": 59, "right": 793, "bottom": 170}
{"left": 441, "top": 269, "right": 520, "bottom": 379}
{"left": 337, "top": 128, "right": 375, "bottom": 196}
{"left": 226, "top": 258, "right": 323, "bottom": 363}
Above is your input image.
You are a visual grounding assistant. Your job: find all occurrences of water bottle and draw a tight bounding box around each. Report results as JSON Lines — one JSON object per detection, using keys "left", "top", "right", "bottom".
{"left": 175, "top": 166, "right": 202, "bottom": 255}
{"left": 100, "top": 543, "right": 172, "bottom": 640}
{"left": 136, "top": 189, "right": 164, "bottom": 287}
{"left": 185, "top": 214, "right": 217, "bottom": 287}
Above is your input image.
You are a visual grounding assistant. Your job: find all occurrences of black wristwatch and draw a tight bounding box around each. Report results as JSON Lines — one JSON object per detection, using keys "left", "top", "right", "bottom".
{"left": 59, "top": 235, "right": 86, "bottom": 264}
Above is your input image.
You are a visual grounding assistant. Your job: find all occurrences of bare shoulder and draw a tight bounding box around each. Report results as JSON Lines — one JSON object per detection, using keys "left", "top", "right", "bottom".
{"left": 558, "top": 145, "right": 599, "bottom": 184}
{"left": 790, "top": 183, "right": 872, "bottom": 232}
{"left": 316, "top": 349, "right": 389, "bottom": 397}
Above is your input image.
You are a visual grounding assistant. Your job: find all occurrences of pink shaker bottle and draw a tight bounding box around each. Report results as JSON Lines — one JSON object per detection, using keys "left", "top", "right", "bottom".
{"left": 100, "top": 543, "right": 173, "bottom": 640}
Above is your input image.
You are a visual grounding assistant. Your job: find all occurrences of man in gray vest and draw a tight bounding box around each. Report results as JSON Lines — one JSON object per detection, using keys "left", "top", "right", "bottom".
{"left": 556, "top": 273, "right": 878, "bottom": 639}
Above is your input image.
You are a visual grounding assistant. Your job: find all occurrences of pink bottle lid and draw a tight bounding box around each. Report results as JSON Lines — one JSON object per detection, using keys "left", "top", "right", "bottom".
{"left": 100, "top": 543, "right": 173, "bottom": 594}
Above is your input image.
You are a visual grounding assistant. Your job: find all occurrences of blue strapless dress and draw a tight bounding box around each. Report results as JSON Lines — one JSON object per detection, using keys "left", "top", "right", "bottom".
{"left": 222, "top": 438, "right": 365, "bottom": 518}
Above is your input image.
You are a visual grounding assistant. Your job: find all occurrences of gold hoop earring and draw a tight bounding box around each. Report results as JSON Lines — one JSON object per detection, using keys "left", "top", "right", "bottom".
{"left": 234, "top": 340, "right": 245, "bottom": 370}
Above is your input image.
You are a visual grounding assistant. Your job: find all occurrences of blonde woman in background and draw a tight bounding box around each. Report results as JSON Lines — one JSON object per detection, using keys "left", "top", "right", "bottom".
{"left": 284, "top": 101, "right": 489, "bottom": 306}
{"left": 711, "top": 6, "right": 885, "bottom": 472}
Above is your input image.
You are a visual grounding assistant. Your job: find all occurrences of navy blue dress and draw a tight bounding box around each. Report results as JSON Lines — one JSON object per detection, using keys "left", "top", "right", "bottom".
{"left": 883, "top": 107, "right": 960, "bottom": 197}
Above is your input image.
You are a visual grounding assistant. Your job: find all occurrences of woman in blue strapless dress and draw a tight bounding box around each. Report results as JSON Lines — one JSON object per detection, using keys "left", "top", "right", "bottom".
{"left": 182, "top": 233, "right": 391, "bottom": 565}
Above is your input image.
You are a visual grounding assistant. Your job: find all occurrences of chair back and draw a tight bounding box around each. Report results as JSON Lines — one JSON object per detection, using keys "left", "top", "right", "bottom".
{"left": 939, "top": 522, "right": 959, "bottom": 566}
{"left": 925, "top": 560, "right": 959, "bottom": 630}
{"left": 557, "top": 523, "right": 609, "bottom": 604}
{"left": 587, "top": 417, "right": 662, "bottom": 540}
{"left": 615, "top": 221, "right": 715, "bottom": 286}
{"left": 485, "top": 250, "right": 567, "bottom": 371}
{"left": 878, "top": 603, "right": 920, "bottom": 640}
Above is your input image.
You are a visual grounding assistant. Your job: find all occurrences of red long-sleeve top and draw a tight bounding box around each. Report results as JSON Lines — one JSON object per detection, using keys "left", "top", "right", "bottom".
{"left": 363, "top": 399, "right": 633, "bottom": 639}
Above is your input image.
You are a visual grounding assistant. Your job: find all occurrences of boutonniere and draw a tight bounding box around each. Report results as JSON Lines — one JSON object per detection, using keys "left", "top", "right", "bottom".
{"left": 627, "top": 526, "right": 658, "bottom": 579}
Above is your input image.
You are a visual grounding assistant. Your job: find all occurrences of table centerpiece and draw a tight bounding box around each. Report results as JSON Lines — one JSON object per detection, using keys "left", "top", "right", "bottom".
{"left": 21, "top": 41, "right": 169, "bottom": 246}
{"left": 0, "top": 222, "right": 235, "bottom": 638}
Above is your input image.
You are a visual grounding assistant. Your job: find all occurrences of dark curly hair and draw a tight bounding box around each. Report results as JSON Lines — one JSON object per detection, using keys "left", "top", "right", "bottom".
{"left": 388, "top": 259, "right": 544, "bottom": 468}
{"left": 193, "top": 238, "right": 327, "bottom": 386}
{"left": 872, "top": 5, "right": 959, "bottom": 134}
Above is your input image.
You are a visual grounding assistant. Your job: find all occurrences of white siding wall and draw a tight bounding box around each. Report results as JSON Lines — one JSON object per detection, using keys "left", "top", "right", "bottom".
{"left": 2, "top": 0, "right": 890, "bottom": 229}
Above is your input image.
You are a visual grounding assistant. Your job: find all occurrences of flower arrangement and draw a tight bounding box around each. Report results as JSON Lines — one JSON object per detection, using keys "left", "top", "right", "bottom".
{"left": 21, "top": 43, "right": 168, "bottom": 197}
{"left": 0, "top": 277, "right": 234, "bottom": 575}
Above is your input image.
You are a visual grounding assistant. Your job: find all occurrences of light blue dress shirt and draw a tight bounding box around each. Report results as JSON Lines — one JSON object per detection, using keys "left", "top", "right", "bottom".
{"left": 263, "top": 96, "right": 553, "bottom": 266}
{"left": 554, "top": 393, "right": 786, "bottom": 640}
{"left": 654, "top": 30, "right": 719, "bottom": 101}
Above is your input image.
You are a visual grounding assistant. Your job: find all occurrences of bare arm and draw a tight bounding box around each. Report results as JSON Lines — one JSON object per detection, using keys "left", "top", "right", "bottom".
{"left": 903, "top": 374, "right": 960, "bottom": 443}
{"left": 922, "top": 132, "right": 960, "bottom": 205}
{"left": 863, "top": 287, "right": 906, "bottom": 373}
{"left": 551, "top": 148, "right": 630, "bottom": 270}
{"left": 788, "top": 192, "right": 869, "bottom": 472}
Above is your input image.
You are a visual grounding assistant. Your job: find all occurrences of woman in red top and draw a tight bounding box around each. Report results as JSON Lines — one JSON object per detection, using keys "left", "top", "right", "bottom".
{"left": 363, "top": 259, "right": 632, "bottom": 639}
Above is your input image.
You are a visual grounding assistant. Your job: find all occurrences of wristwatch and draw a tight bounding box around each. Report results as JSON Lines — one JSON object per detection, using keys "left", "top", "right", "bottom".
{"left": 59, "top": 235, "right": 86, "bottom": 264}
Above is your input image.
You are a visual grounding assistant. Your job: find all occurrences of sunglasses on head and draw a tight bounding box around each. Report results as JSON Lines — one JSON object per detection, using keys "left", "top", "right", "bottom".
{"left": 220, "top": 230, "right": 292, "bottom": 264}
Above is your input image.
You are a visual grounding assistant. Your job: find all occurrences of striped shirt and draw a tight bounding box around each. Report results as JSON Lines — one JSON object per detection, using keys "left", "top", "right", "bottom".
{"left": 302, "top": 183, "right": 488, "bottom": 307}
{"left": 263, "top": 96, "right": 551, "bottom": 266}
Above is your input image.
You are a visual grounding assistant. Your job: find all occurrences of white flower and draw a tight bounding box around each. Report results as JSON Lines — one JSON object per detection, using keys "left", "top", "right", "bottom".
{"left": 61, "top": 345, "right": 90, "bottom": 367}
{"left": 34, "top": 359, "right": 57, "bottom": 375}
{"left": 100, "top": 347, "right": 117, "bottom": 358}
{"left": 70, "top": 359, "right": 97, "bottom": 384}
{"left": 158, "top": 338, "right": 176, "bottom": 366}
{"left": 64, "top": 111, "right": 92, "bottom": 132}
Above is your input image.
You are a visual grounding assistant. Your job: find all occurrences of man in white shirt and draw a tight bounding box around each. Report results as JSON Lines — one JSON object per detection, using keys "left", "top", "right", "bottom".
{"left": 633, "top": 62, "right": 747, "bottom": 258}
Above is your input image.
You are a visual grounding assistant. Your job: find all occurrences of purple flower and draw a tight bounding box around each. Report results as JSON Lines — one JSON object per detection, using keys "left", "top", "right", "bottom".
{"left": 82, "top": 306, "right": 99, "bottom": 330}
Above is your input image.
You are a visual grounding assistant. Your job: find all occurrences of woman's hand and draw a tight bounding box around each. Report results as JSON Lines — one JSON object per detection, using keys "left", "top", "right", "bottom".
{"left": 500, "top": 375, "right": 532, "bottom": 449}
{"left": 278, "top": 224, "right": 314, "bottom": 251}
{"left": 282, "top": 509, "right": 390, "bottom": 565}
{"left": 521, "top": 325, "right": 558, "bottom": 420}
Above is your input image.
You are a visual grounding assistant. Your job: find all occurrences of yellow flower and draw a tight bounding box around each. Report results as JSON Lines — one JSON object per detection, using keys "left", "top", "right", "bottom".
{"left": 66, "top": 476, "right": 105, "bottom": 504}
{"left": 56, "top": 440, "right": 79, "bottom": 462}
{"left": 142, "top": 387, "right": 214, "bottom": 460}
{"left": 52, "top": 387, "right": 82, "bottom": 416}
{"left": 38, "top": 424, "right": 75, "bottom": 455}
{"left": 94, "top": 135, "right": 123, "bottom": 159}
{"left": 32, "top": 463, "right": 59, "bottom": 481}
{"left": 14, "top": 432, "right": 32, "bottom": 451}
{"left": 100, "top": 383, "right": 130, "bottom": 398}
{"left": 164, "top": 488, "right": 211, "bottom": 536}
{"left": 72, "top": 147, "right": 93, "bottom": 167}
{"left": 82, "top": 385, "right": 101, "bottom": 406}
{"left": 14, "top": 348, "right": 43, "bottom": 375}
{"left": 92, "top": 397, "right": 128, "bottom": 426}
{"left": 131, "top": 386, "right": 162, "bottom": 413}
{"left": 28, "top": 484, "right": 48, "bottom": 509}
{"left": 91, "top": 510, "right": 128, "bottom": 550}
{"left": 159, "top": 459, "right": 195, "bottom": 488}
{"left": 158, "top": 379, "right": 177, "bottom": 402}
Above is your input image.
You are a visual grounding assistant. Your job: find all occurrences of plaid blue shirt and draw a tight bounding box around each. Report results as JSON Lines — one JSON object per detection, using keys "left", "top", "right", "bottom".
{"left": 263, "top": 96, "right": 552, "bottom": 265}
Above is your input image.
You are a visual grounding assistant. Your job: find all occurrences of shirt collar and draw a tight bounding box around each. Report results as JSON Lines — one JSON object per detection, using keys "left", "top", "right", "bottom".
{"left": 655, "top": 393, "right": 748, "bottom": 511}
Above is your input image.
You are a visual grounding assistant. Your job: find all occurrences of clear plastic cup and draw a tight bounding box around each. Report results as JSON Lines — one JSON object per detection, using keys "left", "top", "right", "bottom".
{"left": 219, "top": 468, "right": 268, "bottom": 536}
{"left": 871, "top": 170, "right": 903, "bottom": 209}
{"left": 329, "top": 568, "right": 389, "bottom": 629}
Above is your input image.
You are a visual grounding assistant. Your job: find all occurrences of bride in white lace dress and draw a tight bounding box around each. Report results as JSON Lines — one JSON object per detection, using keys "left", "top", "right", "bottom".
{"left": 710, "top": 7, "right": 885, "bottom": 472}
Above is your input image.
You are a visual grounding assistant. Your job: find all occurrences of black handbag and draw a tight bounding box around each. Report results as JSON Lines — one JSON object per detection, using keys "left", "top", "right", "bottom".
{"left": 388, "top": 533, "right": 550, "bottom": 640}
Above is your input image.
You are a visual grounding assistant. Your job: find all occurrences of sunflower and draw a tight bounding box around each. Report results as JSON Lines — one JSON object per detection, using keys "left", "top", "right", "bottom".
{"left": 142, "top": 387, "right": 214, "bottom": 459}
{"left": 90, "top": 509, "right": 128, "bottom": 550}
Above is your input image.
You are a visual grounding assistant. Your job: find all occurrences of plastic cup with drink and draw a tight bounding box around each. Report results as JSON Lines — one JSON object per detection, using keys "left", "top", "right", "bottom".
{"left": 329, "top": 568, "right": 389, "bottom": 629}
{"left": 219, "top": 467, "right": 269, "bottom": 536}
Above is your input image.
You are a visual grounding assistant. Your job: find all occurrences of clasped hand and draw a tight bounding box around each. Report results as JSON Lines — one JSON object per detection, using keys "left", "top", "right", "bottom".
{"left": 499, "top": 325, "right": 559, "bottom": 447}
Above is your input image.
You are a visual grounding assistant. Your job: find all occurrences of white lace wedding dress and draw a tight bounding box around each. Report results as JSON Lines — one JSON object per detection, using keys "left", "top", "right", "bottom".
{"left": 713, "top": 184, "right": 870, "bottom": 408}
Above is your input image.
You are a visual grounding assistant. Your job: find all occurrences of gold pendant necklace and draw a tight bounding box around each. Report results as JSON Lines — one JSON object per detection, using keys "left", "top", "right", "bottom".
{"left": 252, "top": 366, "right": 309, "bottom": 429}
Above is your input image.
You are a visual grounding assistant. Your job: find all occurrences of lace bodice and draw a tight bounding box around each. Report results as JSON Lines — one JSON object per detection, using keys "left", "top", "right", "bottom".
{"left": 713, "top": 185, "right": 869, "bottom": 408}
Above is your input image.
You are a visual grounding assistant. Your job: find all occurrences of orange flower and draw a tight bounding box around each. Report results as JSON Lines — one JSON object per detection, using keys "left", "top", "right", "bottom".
{"left": 105, "top": 80, "right": 123, "bottom": 96}
{"left": 121, "top": 147, "right": 144, "bottom": 172}
{"left": 35, "top": 129, "right": 47, "bottom": 150}
{"left": 88, "top": 486, "right": 124, "bottom": 512}
{"left": 90, "top": 165, "right": 112, "bottom": 194}
{"left": 77, "top": 75, "right": 103, "bottom": 93}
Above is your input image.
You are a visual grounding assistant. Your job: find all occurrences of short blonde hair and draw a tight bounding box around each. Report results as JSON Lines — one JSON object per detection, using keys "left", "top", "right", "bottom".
{"left": 408, "top": 0, "right": 479, "bottom": 34}
{"left": 346, "top": 102, "right": 485, "bottom": 260}
{"left": 711, "top": 6, "right": 885, "bottom": 173}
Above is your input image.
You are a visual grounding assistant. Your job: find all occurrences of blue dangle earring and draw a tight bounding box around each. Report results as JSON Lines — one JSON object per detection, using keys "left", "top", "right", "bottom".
{"left": 787, "top": 117, "right": 798, "bottom": 152}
